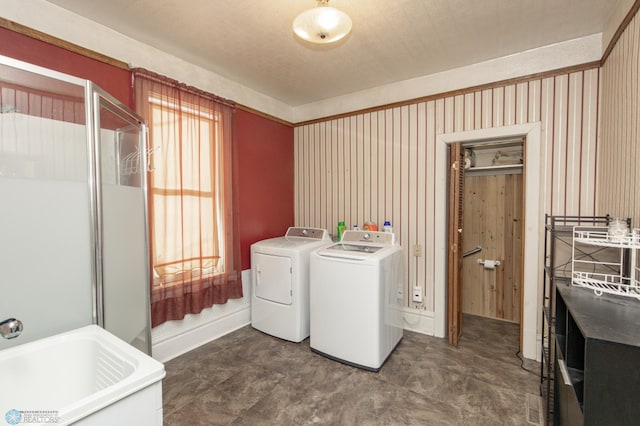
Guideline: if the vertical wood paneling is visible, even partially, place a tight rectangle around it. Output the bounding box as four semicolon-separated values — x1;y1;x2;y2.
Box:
356;115;365;226
464;93;474;131
493;87;504;127
528;80;540;123
406;104;417;303
400;106;411;302
349;116;357;226
462;173;523;323
540;77;554;216
553;74;568;216
377;111;386;226
376;111;387;226
600;8;640;226
363;113;371;223
444;97;454;133
566;72;582;215
295;66;600;312
516;83;528;124
392;107;402;246
315;123;322;224
453;94;464;132
504;85;516;126
580;69;599;215
425;100;437;310
330;121;338;231
474;91;482;130
369;113;378;225
416;102;427;307
481;89;492;128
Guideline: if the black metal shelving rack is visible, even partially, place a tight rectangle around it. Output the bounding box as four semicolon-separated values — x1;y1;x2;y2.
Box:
540;214;612;425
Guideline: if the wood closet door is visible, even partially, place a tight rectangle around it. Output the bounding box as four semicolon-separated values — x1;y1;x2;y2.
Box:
447;143;464;346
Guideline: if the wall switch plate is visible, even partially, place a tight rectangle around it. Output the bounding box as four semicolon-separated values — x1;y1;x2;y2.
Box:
412;286;423;303
413;244;422;257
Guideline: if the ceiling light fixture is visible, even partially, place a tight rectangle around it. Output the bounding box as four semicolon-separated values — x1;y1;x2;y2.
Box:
293;0;352;44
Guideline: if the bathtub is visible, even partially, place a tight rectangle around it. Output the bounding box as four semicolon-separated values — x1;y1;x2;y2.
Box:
0;325;165;425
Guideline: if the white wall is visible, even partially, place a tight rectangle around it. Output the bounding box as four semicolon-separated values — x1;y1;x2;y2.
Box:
151;269;251;362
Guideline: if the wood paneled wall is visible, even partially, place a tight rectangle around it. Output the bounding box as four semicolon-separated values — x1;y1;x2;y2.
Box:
462;173;523;323
599;9;640;226
294;67;600;311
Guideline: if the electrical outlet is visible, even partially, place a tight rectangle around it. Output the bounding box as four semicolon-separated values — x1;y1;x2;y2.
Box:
413;244;422;257
412;286;423;303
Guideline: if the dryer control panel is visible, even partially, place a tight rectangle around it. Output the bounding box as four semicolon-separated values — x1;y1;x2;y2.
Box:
285;227;330;240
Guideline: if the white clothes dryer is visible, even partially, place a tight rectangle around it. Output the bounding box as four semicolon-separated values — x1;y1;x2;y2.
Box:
251;227;331;342
310;230;404;371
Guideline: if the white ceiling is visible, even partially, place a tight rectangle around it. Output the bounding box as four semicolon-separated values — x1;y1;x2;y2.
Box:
44;0;619;107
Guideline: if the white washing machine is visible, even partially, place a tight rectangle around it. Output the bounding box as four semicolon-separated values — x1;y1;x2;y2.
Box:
309;230;404;371
251;227;331;342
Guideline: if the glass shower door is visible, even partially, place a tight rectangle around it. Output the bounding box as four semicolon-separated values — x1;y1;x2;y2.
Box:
0;60;93;350
95;90;151;354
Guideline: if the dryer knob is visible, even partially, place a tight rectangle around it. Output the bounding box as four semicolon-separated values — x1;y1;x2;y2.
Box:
363;233;371;240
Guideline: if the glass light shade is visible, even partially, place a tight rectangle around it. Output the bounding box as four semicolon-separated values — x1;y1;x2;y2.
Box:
293;5;352;44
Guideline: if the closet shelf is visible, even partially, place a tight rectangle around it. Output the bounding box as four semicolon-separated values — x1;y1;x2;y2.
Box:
467;163;522;172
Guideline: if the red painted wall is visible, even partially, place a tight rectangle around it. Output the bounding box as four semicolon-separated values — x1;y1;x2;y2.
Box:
0;27;132;108
1;29;295;271
236;109;295;270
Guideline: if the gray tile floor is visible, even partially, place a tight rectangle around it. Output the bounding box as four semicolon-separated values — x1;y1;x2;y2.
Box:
162;314;541;425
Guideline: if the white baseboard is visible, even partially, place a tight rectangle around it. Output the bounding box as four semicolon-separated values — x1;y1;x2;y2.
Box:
402;306;435;336
151;272;441;361
151;270;251;363
151;267;541;363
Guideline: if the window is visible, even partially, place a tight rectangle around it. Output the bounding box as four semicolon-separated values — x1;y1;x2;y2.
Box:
149;96;224;286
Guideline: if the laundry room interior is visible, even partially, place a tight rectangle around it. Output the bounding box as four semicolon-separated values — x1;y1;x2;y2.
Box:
2;0;640;424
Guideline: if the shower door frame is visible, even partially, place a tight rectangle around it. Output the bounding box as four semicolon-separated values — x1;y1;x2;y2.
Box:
90;85;152;355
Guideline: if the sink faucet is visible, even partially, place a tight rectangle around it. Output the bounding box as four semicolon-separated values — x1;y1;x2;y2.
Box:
0;318;23;339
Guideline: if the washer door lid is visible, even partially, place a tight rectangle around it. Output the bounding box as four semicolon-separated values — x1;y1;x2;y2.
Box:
254;253;292;305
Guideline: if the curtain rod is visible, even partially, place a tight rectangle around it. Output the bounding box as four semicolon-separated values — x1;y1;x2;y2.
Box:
131;67;236;109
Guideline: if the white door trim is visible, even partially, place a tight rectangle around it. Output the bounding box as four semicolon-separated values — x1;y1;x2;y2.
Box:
434;122;542;360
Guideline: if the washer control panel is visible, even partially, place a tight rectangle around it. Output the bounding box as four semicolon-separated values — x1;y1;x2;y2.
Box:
340;230;396;246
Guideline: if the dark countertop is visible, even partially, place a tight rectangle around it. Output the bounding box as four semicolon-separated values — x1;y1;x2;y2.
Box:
557;283;640;347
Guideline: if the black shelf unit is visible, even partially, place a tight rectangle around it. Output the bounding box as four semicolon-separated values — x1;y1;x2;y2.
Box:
554;284;640;425
540;215;612;425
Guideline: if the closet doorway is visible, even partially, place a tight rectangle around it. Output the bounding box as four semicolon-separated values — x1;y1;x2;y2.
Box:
462;139;524;323
447;138;525;346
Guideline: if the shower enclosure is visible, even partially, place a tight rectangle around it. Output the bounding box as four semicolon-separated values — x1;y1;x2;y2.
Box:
0;55;152;354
